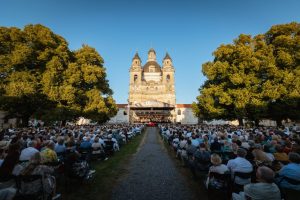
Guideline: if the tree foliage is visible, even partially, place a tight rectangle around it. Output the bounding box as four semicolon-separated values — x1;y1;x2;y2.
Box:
193;22;300;125
0;24;117;126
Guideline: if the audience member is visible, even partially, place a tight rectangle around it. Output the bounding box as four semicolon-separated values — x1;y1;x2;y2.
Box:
232;166;281;200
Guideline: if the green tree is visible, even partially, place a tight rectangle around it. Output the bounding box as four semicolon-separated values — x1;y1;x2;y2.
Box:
0;24;117;126
264;22;300;125
193;22;300;126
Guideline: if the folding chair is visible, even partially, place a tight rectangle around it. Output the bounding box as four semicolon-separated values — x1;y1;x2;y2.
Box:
232;171;253;193
78;147;92;162
207;172;231;200
277;176;300;200
104;141;114;156
14;175;45;200
91;147;105;160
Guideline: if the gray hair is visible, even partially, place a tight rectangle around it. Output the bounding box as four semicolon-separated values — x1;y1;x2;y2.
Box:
257;166;275;183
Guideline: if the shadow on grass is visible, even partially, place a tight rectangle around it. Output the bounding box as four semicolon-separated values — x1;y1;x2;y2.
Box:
60;132;145;200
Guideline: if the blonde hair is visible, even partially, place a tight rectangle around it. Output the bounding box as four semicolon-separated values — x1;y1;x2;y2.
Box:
211;153;222;166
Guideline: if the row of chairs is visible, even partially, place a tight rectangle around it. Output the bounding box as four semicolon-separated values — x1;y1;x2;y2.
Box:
207;171;254;200
163;134;300;200
8;175;46;200
207;170;300;200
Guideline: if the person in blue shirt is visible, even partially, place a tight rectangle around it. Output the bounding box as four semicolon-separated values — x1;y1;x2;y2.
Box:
80;137;92;149
54;137;66;154
277;152;300;191
191;135;200;148
197;134;203;144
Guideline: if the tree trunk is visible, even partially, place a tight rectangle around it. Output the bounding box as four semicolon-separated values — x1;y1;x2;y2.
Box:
20;115;30;127
238;118;244;126
276;119;283;127
254;119;260;127
61;120;66;127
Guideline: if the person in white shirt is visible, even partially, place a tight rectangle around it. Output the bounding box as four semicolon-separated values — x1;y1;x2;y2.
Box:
98;136;105;147
172;135;180;148
19;140;39;162
209;153;229;174
227;148;253;185
186;131;192;138
111;136;119;151
91;137;106;160
206;153;229;188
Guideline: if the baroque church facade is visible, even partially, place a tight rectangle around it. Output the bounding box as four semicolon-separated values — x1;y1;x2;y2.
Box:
108;49;199;124
128;49;176;123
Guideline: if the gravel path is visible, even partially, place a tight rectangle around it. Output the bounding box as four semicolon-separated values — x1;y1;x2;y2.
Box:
112;127;196;200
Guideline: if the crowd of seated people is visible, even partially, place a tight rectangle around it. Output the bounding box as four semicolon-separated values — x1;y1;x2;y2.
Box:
0;123;144;200
160;123;300;200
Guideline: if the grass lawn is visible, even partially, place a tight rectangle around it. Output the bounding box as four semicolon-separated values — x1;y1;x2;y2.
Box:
60;131;145;200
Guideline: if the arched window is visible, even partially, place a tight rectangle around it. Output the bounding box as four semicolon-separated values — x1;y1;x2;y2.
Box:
134;74;138;82
166;74;170;82
177;109;181;115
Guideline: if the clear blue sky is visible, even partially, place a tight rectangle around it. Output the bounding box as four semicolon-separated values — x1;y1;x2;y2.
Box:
1;0;300;103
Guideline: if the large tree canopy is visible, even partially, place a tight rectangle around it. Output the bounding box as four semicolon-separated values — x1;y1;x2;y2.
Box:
0;24;117;125
193;22;300;125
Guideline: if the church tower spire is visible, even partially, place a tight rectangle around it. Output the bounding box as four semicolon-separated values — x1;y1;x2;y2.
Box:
163;52;173;67
132;52;141;66
147;48;156;62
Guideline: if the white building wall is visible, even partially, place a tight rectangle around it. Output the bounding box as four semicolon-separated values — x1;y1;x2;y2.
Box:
175;107;198;124
108;108;129;124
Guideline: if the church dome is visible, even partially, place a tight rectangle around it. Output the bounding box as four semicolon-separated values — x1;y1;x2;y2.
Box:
143;61;161;73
